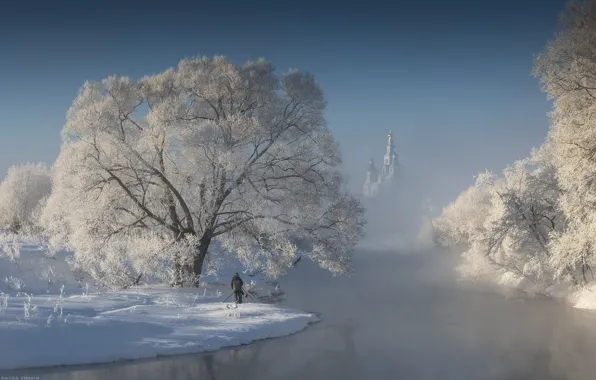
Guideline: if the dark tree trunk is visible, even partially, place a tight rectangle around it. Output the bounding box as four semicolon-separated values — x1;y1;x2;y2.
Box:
184;262;193;283
567;265;578;286
171;229;184;287
173;253;183;287
193;232;212;287
582;263;589;284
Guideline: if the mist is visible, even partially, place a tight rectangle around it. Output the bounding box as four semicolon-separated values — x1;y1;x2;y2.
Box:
351;155;439;254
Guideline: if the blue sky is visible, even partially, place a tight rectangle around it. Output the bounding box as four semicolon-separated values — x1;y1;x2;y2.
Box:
0;0;566;208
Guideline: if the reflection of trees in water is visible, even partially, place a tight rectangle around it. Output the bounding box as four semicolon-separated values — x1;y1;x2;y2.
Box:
198;319;361;379
483;347;563;380
543;308;596;380
208;340;271;378
190;320;361;379
8;335;279;380
9;346;264;380
478;304;596;380
5;356;209;380
281;320;361;379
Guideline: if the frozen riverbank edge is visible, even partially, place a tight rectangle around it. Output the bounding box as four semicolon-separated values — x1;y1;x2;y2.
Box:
0;285;320;370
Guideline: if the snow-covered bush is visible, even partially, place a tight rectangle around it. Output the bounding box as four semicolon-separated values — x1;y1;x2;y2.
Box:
40;267;56;291
0;231;89;298
0;163;52;234
3;276;25;292
52;285;65;318
23;294;37;320
0;233;22;261
1;293;8;312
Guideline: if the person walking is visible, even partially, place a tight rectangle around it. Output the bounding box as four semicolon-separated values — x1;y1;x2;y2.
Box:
231;273;244;304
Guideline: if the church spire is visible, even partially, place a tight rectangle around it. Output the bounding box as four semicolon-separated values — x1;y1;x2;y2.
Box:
384;131;395;167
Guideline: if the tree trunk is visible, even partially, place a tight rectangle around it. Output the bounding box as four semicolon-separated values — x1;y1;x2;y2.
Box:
173;252;183;287
193;233;212;287
170;229;186;287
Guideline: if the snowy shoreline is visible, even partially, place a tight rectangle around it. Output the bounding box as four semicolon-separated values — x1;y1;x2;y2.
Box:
457;264;596;313
0;285;319;370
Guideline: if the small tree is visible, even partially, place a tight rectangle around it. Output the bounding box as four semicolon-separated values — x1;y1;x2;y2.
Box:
44;56;366;287
432;172;494;249
0;163;52;234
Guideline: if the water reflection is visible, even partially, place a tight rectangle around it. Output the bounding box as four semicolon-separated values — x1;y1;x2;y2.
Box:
6;250;596;380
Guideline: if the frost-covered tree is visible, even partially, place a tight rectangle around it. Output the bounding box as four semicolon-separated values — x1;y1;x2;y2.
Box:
0;163;52;233
533;0;596;283
434;1;596;290
433;145;565;284
432;173;493;249
432;171;496;277
43;56;366;287
480;148;564;283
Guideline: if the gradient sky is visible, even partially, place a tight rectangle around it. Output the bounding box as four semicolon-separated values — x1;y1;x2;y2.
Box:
0;0;567;209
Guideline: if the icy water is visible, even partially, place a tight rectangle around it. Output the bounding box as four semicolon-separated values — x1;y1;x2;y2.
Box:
8;249;596;380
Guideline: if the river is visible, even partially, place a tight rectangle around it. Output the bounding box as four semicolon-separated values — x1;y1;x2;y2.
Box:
7;248;596;379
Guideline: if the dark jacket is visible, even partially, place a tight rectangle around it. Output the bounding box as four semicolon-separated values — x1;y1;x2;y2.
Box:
231;275;244;291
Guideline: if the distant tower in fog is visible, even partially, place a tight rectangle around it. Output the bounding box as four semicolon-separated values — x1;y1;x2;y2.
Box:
382;131;398;182
362;132;401;198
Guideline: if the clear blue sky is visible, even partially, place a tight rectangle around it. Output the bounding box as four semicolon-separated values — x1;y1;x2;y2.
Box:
0;0;566;208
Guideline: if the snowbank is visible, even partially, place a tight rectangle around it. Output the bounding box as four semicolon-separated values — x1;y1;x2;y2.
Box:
0;235;318;370
569;284;596;311
0;286;318;370
457;264;591;310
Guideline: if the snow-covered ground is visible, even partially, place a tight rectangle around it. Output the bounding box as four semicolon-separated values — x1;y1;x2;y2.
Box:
0;234;318;370
568;284;596;311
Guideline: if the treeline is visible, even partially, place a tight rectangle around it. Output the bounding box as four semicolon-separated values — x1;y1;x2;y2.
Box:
433;1;596;290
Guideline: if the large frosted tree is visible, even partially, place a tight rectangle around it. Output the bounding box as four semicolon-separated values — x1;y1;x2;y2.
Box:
533;0;596;283
43;56;365;287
